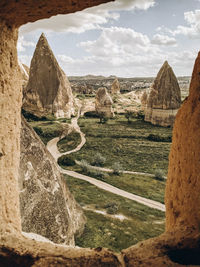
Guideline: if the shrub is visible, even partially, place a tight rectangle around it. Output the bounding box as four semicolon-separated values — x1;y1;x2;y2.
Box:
137;110;145;120
79;159;90;173
58;155;76;166
104;202;119;214
84;111;99;118
154;169;165;181
33;126;43;136
92;152;106;166
112;162;122;175
147;134;172;142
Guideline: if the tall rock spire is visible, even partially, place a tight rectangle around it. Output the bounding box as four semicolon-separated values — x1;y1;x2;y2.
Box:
145;61;181;126
23;33;74;118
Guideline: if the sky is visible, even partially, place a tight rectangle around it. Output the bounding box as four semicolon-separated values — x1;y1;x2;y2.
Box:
18;0;200;78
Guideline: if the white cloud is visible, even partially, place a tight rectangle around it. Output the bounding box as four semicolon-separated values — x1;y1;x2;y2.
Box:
172;10;200;38
151;34;177;46
17;36;35;52
55;26;196;77
19;0;155;34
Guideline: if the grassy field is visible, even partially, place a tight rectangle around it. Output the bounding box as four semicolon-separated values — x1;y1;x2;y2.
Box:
72;115;172;175
65;175;165;252
68;164;165;203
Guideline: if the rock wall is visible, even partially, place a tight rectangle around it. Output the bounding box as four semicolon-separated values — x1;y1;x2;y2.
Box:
19;117;86;245
23;33;75;118
0;21;22;234
165;51;200;233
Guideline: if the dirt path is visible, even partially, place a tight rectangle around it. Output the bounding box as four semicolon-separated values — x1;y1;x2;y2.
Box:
60;168;165;212
47;110;86;161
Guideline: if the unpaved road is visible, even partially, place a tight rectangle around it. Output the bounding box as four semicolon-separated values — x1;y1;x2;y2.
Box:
60;168;165;212
47;114;86;161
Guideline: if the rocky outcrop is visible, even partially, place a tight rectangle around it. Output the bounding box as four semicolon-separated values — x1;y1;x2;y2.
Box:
23;33;75;118
165;51;200;233
95;87;114;118
145;61;181;126
19;117;85;245
111;78;120;94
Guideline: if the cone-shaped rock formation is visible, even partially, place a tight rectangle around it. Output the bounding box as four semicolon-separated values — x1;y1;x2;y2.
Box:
19;117;86;245
95;87;114;118
23;33;74;118
111;78;120;94
145;61;181;126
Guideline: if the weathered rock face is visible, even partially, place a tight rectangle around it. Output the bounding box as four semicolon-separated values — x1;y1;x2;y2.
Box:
165;51;200;234
19;117;86;245
111;78;120;94
95;87;114;118
23;33;74;118
145;61;181;126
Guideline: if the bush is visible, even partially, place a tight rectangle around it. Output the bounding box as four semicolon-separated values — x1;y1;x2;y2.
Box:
104;202;119;214
147;134;172;142
58;155;76;166
84;111;99;118
154;169;165;181
112;162;122;175
79;159;90;173
92;152;106;166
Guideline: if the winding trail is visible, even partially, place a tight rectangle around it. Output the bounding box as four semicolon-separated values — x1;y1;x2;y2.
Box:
47;107;165;212
47;111;86;161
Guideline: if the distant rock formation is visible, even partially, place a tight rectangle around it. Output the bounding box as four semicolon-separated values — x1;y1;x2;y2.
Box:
145;61;181;126
19;117;86;245
111;78;120;94
23;33;74;118
141;90;148;110
95;87;114;118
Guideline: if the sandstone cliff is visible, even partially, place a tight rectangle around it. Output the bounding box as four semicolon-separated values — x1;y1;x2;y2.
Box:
111;78;120;94
145;61;181;126
23;33;75;118
95;87;114;118
19;117;86;245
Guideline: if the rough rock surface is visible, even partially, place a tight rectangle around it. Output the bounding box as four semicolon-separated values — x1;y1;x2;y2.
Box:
145;61;181;126
141;90;148;109
0;0;113;27
111;78;120;94
95;87;114;118
19;117;86;245
165;51;200;234
23;33;74;118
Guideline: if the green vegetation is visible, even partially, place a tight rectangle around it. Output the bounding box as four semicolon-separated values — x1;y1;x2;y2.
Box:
29;120;63;144
58;155;76;167
154;169;165;181
74;115;172;175
65;175;165;252
71;164;165;203
57;131;81;152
